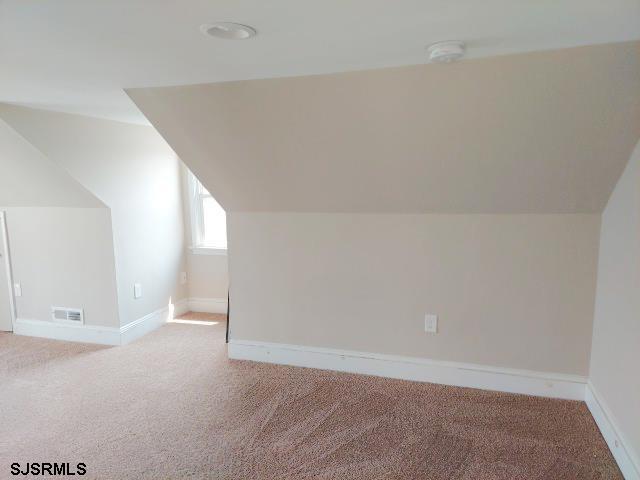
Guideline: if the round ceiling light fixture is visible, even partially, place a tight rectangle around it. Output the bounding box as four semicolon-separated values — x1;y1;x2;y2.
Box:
427;41;466;64
200;22;257;40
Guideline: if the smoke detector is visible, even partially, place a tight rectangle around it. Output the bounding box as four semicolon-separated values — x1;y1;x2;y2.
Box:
200;22;257;40
427;41;466;64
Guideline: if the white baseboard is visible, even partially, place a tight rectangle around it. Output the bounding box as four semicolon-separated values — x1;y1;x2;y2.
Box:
228;340;587;400
120;305;172;345
14;318;121;345
14;304;173;346
13;298;226;346
585;382;640;480
172;298;190;317
180;297;227;314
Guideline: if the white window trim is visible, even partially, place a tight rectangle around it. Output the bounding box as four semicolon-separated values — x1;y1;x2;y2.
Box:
189;246;227;256
187;171;227;255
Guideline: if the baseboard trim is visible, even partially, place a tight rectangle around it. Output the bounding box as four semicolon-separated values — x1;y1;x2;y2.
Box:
585;382;640;480
14;304;173;346
180;297;227;314
12;297;225;345
14;318;121;345
120;305;172;345
228;340;586;400
172;299;190;317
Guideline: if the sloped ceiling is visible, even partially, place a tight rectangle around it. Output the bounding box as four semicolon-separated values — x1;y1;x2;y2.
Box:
0;117;104;208
0;104;176;211
129;42;640;214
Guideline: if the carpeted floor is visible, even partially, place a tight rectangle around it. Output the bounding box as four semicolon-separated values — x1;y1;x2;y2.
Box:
0;312;621;479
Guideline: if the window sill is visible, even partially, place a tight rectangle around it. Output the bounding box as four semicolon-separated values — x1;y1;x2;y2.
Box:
189;246;227;256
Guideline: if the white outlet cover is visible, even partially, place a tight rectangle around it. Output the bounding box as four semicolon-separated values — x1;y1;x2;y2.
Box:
14;283;22;297
425;314;438;333
134;283;142;299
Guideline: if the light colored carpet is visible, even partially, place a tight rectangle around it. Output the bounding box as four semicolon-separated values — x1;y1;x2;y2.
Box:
0;312;621;479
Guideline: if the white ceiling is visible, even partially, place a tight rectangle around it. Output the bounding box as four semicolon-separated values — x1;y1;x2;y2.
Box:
2;0;639;124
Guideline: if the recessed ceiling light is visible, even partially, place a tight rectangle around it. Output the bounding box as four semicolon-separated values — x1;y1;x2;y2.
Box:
200;22;257;40
427;41;466;63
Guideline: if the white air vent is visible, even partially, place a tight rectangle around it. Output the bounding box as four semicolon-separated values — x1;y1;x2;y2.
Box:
51;307;84;324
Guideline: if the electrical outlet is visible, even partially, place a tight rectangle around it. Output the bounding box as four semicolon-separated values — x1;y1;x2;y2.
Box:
424;314;438;333
13;283;22;297
133;283;142;299
180;272;187;285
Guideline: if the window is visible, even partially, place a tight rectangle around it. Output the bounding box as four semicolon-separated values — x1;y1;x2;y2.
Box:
187;170;227;254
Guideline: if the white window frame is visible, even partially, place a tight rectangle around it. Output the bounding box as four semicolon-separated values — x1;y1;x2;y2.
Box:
187;171;227;256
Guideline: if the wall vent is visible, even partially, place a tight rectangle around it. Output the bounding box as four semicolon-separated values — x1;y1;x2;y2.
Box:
51;307;84;324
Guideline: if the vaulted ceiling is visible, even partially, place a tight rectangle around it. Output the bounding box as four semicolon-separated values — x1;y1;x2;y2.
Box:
3;1;639;213
129;42;640;214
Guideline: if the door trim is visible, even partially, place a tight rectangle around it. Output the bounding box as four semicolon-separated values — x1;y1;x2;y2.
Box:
0;211;17;331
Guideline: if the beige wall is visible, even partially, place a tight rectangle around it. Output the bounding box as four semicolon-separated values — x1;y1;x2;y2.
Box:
129;45;633;380
229;213;600;375
0;105;188;326
6;207;120;328
186;254;228;299
589;140;640;463
179;165;229;300
1;118;119;328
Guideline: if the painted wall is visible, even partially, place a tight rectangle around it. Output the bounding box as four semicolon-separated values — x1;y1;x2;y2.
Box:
179;165;229;301
6;208;120;328
589;140;640;467
229;213;600;376
186;254;228;300
0;118;119;328
0;105;188;327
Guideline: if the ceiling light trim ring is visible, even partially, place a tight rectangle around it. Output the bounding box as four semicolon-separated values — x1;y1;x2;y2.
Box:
200;22;257;40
